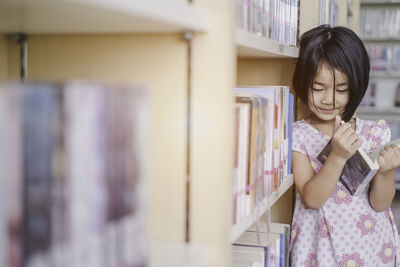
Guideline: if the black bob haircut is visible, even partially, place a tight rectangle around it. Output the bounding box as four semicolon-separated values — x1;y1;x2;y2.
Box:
292;24;370;122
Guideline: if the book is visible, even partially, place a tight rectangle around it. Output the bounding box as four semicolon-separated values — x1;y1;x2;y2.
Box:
0;81;149;267
317;138;400;196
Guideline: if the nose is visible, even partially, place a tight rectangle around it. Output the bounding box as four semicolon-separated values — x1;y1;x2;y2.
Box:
321;90;335;105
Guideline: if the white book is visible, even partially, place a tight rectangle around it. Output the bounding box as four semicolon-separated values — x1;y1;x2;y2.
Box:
317;138;400;195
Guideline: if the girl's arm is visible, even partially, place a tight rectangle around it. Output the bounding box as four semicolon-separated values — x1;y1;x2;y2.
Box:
293;151;346;209
293;120;362;209
369;145;400;212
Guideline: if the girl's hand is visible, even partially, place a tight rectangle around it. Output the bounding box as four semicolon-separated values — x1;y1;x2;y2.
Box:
330;115;362;161
377;144;400;175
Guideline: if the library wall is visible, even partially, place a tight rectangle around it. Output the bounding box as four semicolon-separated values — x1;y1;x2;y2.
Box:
25;34;189;242
191;0;235;266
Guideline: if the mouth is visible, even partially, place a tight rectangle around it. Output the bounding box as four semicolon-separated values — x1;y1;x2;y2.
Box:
318;108;336;114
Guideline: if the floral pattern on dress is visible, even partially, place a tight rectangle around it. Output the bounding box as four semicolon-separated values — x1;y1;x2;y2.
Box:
290;222;301;247
331;184;352;205
356;213;377;236
377;119;388;129
303;252;319;267
385;209;395;226
290;119;399;266
378;241;395;264
338;252;365;267
318;217;334;238
371;135;383;150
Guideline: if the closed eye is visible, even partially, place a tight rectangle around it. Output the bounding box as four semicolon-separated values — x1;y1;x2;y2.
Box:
312;88;323;92
336;89;348;93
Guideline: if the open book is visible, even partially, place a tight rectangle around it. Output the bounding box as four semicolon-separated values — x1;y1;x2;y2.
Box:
317;138;400;196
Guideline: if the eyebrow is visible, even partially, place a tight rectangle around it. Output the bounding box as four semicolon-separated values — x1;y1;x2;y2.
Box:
313;81;348;87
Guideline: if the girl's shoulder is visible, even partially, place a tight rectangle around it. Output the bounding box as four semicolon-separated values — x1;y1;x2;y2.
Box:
293;119;310;132
356;117;390;136
356;117;391;152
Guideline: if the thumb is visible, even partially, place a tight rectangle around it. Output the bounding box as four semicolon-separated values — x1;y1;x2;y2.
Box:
334;115;342;132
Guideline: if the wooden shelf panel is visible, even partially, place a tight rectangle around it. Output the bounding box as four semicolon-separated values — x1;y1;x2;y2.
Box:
236;29;299;58
357;107;400;115
269;174;294;207
362;37;400;42
370;73;400;79
150;241;208;267
230;174;293;243
361;1;400;6
0;0;208;34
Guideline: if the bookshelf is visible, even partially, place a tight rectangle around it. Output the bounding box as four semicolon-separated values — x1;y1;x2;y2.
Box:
230;175;293;243
236;29;299;58
359;0;400;131
0;0;208;33
150;241;208;267
0;0;360;266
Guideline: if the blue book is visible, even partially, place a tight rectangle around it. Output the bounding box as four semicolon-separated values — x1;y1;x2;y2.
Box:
288;93;294;174
23;84;60;259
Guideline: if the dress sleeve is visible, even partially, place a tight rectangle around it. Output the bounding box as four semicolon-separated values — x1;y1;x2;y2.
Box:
292;122;307;154
369;119;391;153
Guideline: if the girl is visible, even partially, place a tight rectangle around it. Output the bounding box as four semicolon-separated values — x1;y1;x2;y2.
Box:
290;24;400;266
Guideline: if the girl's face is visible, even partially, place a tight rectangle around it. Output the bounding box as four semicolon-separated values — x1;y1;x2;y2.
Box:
308;64;350;122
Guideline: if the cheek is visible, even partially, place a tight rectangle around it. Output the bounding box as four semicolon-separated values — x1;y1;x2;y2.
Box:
338;95;350;106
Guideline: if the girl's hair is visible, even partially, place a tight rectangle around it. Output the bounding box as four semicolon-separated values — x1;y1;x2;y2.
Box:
292;24;370;121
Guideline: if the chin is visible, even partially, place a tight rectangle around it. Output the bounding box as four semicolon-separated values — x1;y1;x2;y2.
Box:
316;114;338;121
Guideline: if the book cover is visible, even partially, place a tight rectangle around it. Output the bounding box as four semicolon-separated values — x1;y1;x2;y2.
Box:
317;138;400;195
233;102;251;224
288;93;294;175
235;87;278;202
23;84;59;264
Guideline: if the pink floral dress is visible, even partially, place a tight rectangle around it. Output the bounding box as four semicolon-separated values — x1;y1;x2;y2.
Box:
290;118;400;266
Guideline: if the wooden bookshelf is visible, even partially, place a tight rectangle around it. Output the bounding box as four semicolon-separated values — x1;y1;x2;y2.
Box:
230;174;294;243
150;241;208;267
357;107;400;114
370;73;400;79
360;1;400;6
0;0;208;33
236;29;299;58
269;174;294;207
362;37;400;42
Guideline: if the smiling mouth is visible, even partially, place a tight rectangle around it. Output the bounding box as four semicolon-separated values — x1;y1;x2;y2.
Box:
319;108;335;113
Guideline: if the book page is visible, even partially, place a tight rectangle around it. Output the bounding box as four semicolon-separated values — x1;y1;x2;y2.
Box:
317;140;377;195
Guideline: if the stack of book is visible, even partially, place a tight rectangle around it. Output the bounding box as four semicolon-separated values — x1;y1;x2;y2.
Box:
232;86;293;226
235;0;299;46
0;82;149;267
360;7;400;38
232;222;290;267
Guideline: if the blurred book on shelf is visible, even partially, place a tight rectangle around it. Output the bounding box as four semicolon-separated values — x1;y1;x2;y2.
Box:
360;79;400;109
360;5;400;39
0;81;149;267
235;0;299;46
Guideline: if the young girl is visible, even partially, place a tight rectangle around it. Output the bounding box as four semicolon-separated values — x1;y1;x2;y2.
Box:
290;24;400;266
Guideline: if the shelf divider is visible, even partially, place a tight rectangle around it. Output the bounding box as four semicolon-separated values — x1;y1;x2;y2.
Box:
235;29;299;58
0;0;208;34
230;174;294;243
